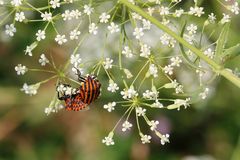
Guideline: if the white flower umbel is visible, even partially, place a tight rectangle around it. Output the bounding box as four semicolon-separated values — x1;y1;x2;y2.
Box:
188;6;204;17
41;12;52;21
70;54;82;67
149;64;158;77
163;65;174;75
107;22;120;34
83;4;94;15
102;132;115;146
230;2;239;15
5;24;16;37
159;6;170;15
152;100;163;108
103;58;113;69
21;83;40;96
99;12;110;23
122;46;133;58
122;121;133;132
220;13;231;24
50;0;60;9
199;87;209;99
140;43;151;58
70;29;81;40
107;80;119;92
11;0;22;7
170;56;182;67
120;86;138;99
36;30;46;41
168;98;191;110
204;48;214;59
103;102;116;112
149;120;159;131
143;90;158;100
15;64;27;75
186;24;197;35
160;134;170;145
15;12;25;22
39;54;49;66
89;23;98;35
140;134;151;144
133;27;144;39
136;107;146;116
55;34;67;45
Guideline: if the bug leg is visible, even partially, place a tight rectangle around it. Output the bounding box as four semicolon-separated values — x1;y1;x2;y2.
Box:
74;67;85;82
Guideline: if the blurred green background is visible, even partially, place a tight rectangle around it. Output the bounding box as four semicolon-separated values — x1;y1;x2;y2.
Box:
0;0;240;160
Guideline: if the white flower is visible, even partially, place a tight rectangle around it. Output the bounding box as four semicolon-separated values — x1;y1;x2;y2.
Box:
131;12;142;20
199;88;209;99
70;54;81;67
149;120;159;131
136;107;146;116
186;24;197;35
21;83;40;96
99;12;110;23
159;6;169;15
55;34;67;45
122;121;133;132
163;65;174;75
160;33;176;47
147;7;155;16
64;86;76;95
122;46;133;58
5;24;16;37
70;29;81;40
107;22;120;34
160;134;170;145
220;13;231;24
174;9;184;17
11;0;22;6
39;54;49;66
175;84;184;94
89;23;98;35
57;84;66;92
170;98;191;110
15;12;25;22
152;100;163;108
142;19;151;30
170;56;182;67
141;134;151;144
102;132;114;146
149;64;158;77
50;0;60;9
230;2;239;15
15;64;27;75
124;69;133;79
107;80;119;92
83;4;93;15
36;30;46;41
143;90;158;100
133;27;144;39
71;9;81;19
189;6;204;17
103;102;116;112
103;58;113;69
204;48;214;59
120;86;138;99
208;13;216;23
140;43;151;58
41;12;52;21
25;45;36;56
45;103;64;116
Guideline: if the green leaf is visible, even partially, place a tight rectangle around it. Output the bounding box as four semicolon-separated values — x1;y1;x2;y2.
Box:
221;43;240;63
215;23;230;62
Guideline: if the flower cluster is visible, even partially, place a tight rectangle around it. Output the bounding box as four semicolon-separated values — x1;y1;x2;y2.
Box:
3;0;239;146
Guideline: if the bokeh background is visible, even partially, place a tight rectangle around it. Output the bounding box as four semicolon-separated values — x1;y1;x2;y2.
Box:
0;0;240;160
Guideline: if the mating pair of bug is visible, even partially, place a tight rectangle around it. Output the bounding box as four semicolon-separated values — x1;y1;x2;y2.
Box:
57;70;101;111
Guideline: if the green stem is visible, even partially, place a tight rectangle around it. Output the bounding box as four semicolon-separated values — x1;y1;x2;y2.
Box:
119;0;240;88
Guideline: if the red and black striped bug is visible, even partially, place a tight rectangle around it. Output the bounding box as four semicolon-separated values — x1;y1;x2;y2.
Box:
57;70;101;111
